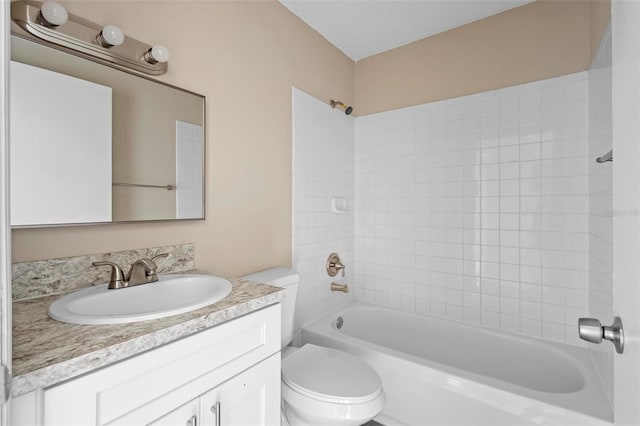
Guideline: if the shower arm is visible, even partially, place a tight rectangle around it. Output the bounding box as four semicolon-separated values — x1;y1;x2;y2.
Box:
329;99;353;115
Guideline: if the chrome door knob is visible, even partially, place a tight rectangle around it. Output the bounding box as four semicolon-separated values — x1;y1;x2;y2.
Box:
578;318;605;344
578;317;624;354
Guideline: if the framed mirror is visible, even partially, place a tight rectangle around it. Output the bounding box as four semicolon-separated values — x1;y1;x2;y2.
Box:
9;34;206;228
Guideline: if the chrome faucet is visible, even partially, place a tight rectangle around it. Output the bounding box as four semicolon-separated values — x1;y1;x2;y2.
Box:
92;253;169;289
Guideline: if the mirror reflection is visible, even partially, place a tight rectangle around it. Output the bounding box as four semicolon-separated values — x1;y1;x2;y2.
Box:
9;35;205;227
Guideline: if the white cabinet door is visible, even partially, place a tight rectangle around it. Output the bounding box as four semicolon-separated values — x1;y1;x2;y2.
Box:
200;353;280;426
148;398;199;426
117;353;280;426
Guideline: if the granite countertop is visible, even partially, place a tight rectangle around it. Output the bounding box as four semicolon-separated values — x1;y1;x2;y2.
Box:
12;277;284;397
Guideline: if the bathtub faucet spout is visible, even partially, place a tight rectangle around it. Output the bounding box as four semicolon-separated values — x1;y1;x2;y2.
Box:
331;282;349;293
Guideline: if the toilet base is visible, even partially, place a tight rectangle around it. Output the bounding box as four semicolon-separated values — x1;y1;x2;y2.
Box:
281;382;385;426
282;400;380;426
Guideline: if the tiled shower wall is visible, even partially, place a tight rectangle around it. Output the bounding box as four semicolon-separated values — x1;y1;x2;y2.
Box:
292;88;355;333
176;121;204;219
354;72;590;346
588;23;613;404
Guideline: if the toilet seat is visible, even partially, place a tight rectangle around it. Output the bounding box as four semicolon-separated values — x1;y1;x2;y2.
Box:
281;344;383;404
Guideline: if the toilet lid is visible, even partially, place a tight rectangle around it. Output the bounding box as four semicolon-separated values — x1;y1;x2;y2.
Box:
281;344;382;404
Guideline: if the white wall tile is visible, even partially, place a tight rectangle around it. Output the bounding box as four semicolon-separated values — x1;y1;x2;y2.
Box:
354;72;589;345
292;88;355;332
520;317;542;338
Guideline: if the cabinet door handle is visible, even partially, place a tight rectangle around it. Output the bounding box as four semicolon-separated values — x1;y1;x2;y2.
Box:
210;402;221;426
187;415;197;426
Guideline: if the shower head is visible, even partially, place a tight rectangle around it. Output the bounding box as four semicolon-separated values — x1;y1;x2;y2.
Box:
330;100;353;115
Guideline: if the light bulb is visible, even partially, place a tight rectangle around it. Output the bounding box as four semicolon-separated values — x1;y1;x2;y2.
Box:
97;25;125;47
144;44;170;64
40;1;68;27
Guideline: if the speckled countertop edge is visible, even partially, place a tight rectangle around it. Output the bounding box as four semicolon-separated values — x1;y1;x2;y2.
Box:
12;278;284;397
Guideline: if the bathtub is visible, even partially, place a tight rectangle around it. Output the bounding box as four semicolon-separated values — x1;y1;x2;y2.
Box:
300;302;612;426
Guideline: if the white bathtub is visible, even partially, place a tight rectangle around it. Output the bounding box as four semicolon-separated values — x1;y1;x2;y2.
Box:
300;302;612;426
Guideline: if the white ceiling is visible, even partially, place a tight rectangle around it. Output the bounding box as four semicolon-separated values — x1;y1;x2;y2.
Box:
279;0;536;62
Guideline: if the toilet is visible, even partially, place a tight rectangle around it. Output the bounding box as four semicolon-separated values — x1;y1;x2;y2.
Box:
242;267;385;426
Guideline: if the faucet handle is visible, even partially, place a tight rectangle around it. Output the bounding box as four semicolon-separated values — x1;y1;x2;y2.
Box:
148;253;169;275
151;253;169;263
92;261;126;289
326;253;346;277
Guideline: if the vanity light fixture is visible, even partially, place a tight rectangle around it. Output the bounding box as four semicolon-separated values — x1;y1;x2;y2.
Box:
38;1;67;27
96;24;125;48
11;0;169;75
144;44;170;64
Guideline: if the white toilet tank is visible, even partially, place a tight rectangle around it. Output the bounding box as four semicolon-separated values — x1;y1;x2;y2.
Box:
242;267;299;348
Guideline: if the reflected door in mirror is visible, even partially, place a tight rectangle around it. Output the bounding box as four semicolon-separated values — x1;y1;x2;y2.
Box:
10;60;112;226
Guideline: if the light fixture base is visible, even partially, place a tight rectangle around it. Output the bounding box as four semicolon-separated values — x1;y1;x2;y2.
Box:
11;0;167;76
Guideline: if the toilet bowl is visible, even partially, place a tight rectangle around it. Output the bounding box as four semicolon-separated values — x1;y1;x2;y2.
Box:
281;344;385;426
242;267;385;426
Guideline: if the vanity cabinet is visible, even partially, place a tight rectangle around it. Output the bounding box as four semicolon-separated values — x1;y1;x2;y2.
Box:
144;355;279;426
11;304;281;426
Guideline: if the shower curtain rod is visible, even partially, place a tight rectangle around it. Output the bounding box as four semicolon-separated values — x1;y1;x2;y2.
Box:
112;182;175;190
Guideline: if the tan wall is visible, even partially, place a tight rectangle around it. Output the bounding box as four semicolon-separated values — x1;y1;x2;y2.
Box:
11;0;354;277
110;78;202;221
355;0;594;116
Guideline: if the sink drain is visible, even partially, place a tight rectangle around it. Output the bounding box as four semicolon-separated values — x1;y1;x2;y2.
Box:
336;316;344;329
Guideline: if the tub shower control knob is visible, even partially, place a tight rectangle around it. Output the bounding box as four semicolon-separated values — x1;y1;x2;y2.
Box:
326;253;346;277
578;317;624;354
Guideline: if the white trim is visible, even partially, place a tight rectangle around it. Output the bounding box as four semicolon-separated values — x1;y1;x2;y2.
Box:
612;0;640;424
0;0;12;421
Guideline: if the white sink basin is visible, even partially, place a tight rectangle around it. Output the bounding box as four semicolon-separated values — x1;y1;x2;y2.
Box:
48;274;233;325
